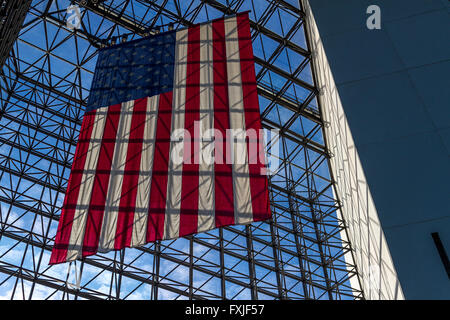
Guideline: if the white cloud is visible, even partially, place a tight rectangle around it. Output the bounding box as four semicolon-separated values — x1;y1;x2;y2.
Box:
0;281;62;300
1;205;25;229
0;245;24;264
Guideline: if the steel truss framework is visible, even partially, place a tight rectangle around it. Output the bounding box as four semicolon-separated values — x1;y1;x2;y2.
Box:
0;0;363;300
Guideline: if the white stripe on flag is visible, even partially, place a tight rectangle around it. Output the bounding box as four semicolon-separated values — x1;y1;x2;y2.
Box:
99;100;135;251
163;29;189;239
130;95;159;247
197;23;216;233
224;16;253;225
66;108;108;261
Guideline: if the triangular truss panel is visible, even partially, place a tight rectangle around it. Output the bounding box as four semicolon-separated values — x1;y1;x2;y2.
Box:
0;0;363;300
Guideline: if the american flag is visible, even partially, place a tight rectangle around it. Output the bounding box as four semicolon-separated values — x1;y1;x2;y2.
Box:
50;12;271;265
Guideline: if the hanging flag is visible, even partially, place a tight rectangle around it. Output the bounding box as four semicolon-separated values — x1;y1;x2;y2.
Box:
50;12;271;265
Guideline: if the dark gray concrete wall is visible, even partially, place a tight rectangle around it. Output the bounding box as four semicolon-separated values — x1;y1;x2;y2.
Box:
307;0;450;299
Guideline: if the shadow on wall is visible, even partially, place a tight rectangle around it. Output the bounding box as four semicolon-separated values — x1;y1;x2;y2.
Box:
301;0;404;300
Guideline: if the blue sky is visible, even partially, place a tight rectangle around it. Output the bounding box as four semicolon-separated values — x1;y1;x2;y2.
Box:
0;0;355;300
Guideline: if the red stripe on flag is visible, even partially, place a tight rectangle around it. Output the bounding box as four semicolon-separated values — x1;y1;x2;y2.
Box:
147;92;173;241
50;110;97;265
82;104;122;256
114;98;148;249
179;25;201;237
212;18;235;228
237;13;271;222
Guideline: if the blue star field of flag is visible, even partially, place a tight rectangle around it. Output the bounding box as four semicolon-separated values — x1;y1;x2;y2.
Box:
86;31;177;112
